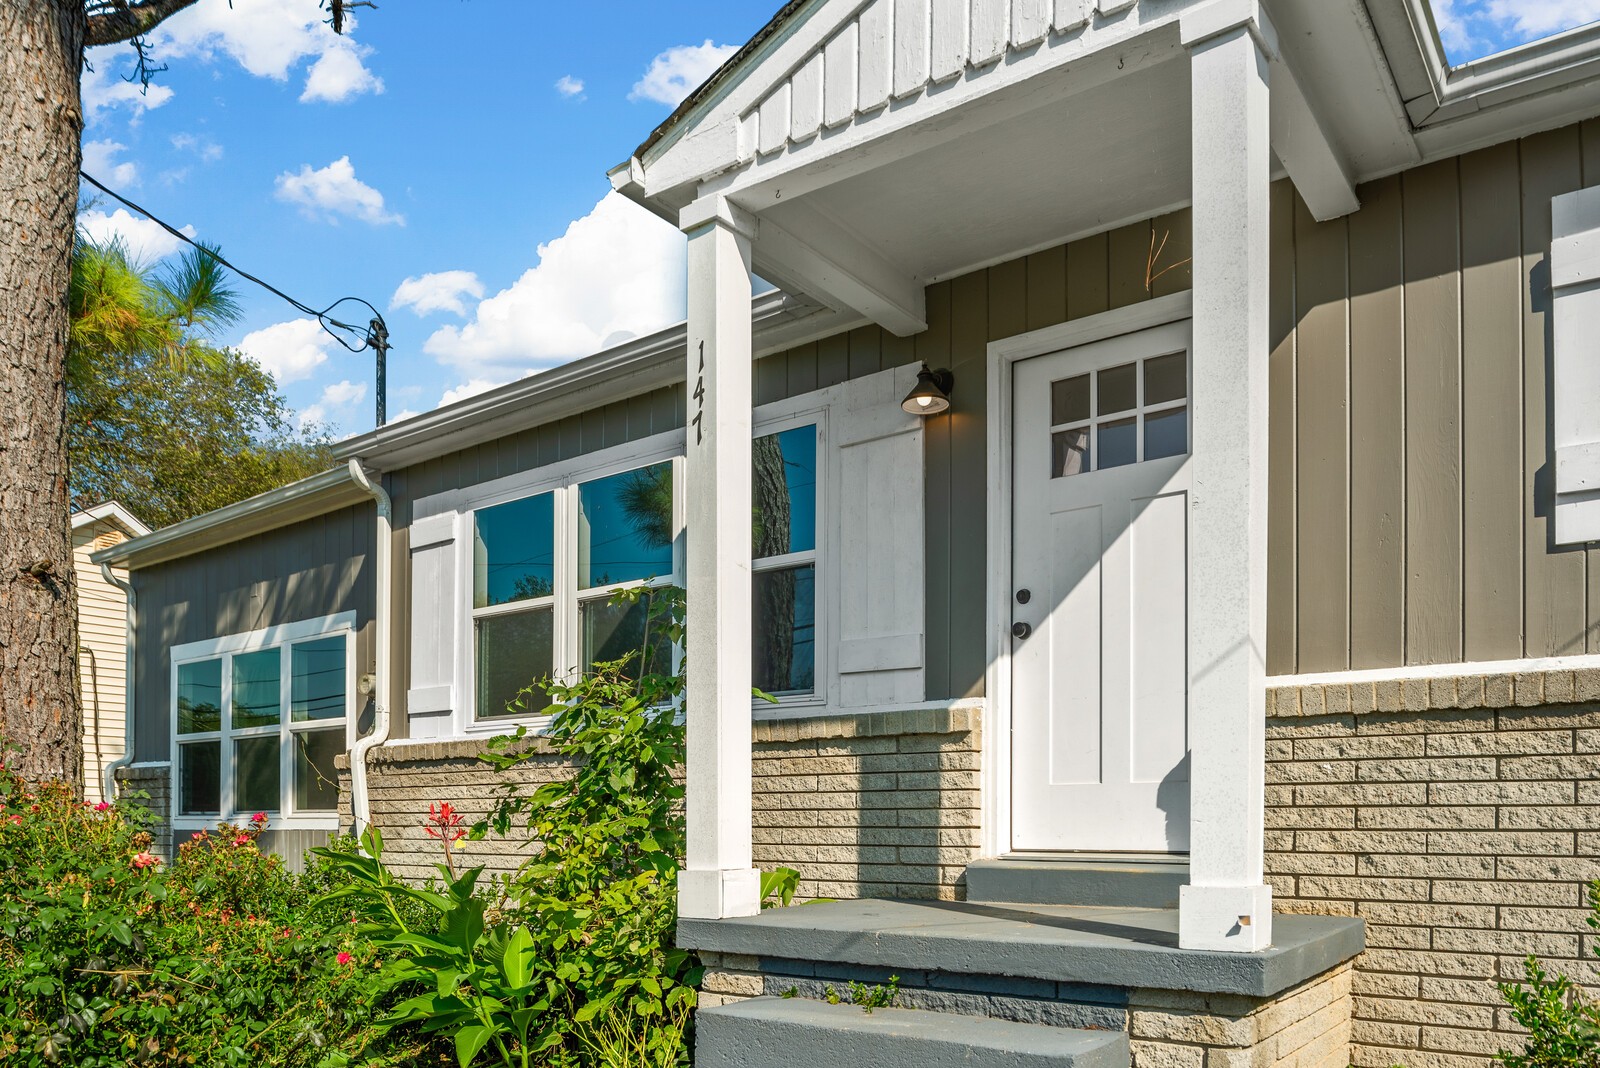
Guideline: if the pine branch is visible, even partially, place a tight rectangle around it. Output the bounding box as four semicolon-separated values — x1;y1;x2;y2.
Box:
84;0;204;48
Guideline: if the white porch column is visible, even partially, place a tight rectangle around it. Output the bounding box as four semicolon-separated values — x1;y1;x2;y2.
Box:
1179;1;1276;953
678;195;762;920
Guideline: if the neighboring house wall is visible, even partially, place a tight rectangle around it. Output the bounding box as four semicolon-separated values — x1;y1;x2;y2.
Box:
1267;122;1600;675
129;504;378;762
75;520;131;804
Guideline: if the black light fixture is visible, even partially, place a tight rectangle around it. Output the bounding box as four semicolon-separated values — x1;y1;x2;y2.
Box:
901;364;955;416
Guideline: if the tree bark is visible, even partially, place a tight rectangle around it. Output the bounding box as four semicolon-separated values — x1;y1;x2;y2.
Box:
0;0;86;788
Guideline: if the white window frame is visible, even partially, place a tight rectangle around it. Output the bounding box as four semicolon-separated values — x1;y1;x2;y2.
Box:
169;611;356;833
417;400;834;735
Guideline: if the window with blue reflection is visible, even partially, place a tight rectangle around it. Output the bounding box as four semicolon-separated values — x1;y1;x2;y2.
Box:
578;463;673;589
753;425;817;557
474;493;555;607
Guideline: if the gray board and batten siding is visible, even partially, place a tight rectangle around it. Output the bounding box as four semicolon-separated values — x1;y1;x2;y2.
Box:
129;504;378;763
128;117;1600;744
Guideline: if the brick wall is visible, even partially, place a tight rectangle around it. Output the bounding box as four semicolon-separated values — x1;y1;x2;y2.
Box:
114;763;171;859
339;704;983;898
1266;699;1600;1068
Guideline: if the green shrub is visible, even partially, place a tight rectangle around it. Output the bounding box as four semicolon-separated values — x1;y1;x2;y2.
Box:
1499;882;1600;1068
0;763;435;1067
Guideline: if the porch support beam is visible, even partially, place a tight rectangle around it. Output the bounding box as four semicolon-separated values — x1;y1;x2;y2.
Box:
1269;54;1361;222
678;194;762;921
1179;3;1275;953
751;202;928;337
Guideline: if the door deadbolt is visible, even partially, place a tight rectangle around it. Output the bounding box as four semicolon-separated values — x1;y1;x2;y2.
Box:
1015;589;1031;604
1012;621;1032;640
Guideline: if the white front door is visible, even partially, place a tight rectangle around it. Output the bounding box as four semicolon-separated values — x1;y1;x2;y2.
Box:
1010;320;1192;853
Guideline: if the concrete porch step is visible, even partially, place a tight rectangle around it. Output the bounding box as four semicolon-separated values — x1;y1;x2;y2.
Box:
697;996;1130;1068
967;855;1189;909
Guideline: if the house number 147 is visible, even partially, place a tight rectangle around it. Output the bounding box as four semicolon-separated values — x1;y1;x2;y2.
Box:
692;340;706;444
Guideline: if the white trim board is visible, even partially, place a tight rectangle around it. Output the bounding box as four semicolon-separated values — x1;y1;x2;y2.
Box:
1272;653;1600;689
169;612;359;663
980;291;1194;861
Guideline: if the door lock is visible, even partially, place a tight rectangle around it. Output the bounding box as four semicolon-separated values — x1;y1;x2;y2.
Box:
1012;621;1032;640
1015;589;1031;604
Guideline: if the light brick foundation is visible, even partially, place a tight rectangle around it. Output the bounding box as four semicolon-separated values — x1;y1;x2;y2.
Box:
337;704;982;897
114;763;172;859
1267;700;1600;1068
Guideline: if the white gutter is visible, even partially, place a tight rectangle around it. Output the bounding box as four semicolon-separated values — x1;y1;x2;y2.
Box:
99;561;136;802
345;460;391;838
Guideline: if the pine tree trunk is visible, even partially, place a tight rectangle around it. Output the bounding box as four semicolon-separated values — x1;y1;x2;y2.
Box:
0;1;85;789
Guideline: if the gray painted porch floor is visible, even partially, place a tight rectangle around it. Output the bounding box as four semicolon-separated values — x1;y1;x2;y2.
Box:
678;899;1364;999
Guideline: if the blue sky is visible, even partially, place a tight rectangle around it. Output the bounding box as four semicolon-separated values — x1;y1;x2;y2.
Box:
1432;1;1600;64
81;0;772;436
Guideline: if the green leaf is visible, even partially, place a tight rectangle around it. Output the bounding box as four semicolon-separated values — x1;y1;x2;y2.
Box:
454;1024;494;1068
500;925;534;989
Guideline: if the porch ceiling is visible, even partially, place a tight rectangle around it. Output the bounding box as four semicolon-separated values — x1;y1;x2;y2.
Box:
781;56;1192;285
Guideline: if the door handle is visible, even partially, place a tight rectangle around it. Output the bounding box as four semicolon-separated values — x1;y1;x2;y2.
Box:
1012;621;1032;640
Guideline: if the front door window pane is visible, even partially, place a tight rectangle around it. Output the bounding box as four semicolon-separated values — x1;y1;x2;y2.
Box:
179;741;220;815
1144;351;1187;404
753;565;815;696
177;660;222;734
294;729;342;811
476;608;554;719
291;637;346;722
232;649;280;728
474;493;555;607
578;463;673;589
753;427;817;557
1051;374;1090;424
1145;406;1188;461
1097;363;1137;415
1052;429;1090;478
1099;417;1137;469
234;735;279;813
581;593;673;679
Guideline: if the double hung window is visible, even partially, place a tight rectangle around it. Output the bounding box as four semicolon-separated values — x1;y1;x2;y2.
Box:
173;619;351;824
467;422;821;723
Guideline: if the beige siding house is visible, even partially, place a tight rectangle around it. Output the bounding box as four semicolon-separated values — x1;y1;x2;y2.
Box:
71;502;147;804
93;2;1600;1067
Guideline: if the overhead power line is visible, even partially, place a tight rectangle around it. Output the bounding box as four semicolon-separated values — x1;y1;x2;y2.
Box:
79;171;394;427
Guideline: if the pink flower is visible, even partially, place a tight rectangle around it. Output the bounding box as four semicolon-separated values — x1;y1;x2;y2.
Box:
251;811;268;825
232;834;250;847
94;801;111;812
191;832;205;840
6;814;21;825
336;952;352;966
131;852;158;870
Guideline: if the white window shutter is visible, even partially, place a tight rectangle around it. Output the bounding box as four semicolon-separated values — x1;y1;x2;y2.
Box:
830;366;927;706
1551;188;1600;544
407;511;459;737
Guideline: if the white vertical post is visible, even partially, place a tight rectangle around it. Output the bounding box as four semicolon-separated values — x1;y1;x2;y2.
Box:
1179;1;1275;952
678;195;763;920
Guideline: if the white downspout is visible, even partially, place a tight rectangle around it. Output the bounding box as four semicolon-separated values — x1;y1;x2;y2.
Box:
347;460;392;838
100;562;135;802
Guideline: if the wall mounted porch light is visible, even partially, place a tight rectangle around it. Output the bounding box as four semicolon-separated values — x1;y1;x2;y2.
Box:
902;364;955;416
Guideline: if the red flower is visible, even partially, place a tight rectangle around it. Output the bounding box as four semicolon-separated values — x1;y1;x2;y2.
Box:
232;834;250;846
191;832;205;840
131;852;159;870
94;801;112;812
424;801;467;842
336;951;353;966
251;811;268;825
6;814;22;825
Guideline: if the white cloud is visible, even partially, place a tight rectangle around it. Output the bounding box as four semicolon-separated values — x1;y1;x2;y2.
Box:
298;378;368;429
301;37;385;102
237;318;334;383
171;133;224;163
1432;0;1600;60
555;75;586;99
81;59;174;122
78;208;195;262
151;0;383;103
439;379;508;408
392;271;485;317
275;157;403;226
423;192;685;378
630;40;737;107
82;139;138;187
389;408;421;423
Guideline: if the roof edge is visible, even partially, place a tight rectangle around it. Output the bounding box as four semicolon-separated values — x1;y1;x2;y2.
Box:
92;465;366;571
72;501;151;538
